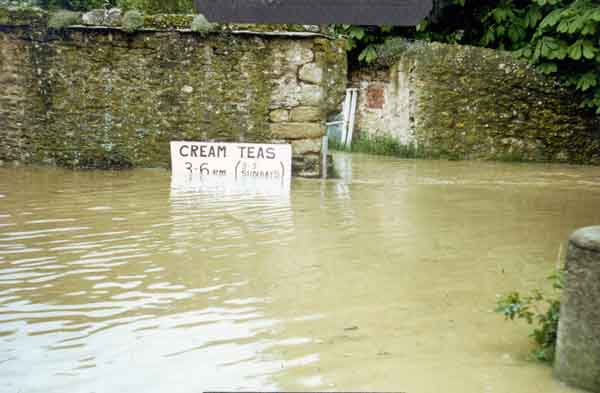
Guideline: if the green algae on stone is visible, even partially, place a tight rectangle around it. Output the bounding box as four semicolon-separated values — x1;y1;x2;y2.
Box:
0;12;346;175
143;14;193;30
401;42;600;164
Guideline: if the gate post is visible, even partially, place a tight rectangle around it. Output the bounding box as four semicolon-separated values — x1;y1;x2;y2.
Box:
555;226;600;391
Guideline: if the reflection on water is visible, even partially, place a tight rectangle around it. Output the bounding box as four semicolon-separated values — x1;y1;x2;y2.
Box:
1;154;599;392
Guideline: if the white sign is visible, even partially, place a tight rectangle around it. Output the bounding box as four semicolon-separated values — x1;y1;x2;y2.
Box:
170;141;292;190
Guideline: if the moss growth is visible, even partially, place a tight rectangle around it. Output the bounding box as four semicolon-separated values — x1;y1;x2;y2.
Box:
122;10;143;32
143;13;193;30
314;37;348;116
218;23;322;34
396;42;600;165
0;6;47;26
374;37;413;67
0;15;345;175
48;9;80;29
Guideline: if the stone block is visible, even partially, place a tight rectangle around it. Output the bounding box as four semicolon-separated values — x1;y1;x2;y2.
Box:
82;9;105;25
290;106;321;122
270;122;325;139
292;138;321;155
298;84;323;106
292;153;320;178
299;62;322;84
269;109;289;123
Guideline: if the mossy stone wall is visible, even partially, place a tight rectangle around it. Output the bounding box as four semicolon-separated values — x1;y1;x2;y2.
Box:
0;7;347;176
351;41;600;164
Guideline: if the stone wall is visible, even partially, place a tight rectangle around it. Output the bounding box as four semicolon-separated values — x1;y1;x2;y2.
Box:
350;41;600;164
0;8;347;176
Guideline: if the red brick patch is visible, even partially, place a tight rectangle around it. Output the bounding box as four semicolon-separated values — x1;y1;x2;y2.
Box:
366;84;385;109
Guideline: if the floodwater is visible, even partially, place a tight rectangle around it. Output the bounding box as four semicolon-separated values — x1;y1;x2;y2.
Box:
1;153;599;393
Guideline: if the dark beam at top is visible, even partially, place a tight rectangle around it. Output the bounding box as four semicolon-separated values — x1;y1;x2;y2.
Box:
196;0;433;26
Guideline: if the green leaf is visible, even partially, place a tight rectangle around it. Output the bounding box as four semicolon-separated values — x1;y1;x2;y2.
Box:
537;62;558;74
568;40;583;60
358;45;378;64
576;72;598;91
539;9;563;28
581;40;597;59
525;6;542;28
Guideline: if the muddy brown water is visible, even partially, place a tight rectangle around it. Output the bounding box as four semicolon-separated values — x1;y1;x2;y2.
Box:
1;153;599;393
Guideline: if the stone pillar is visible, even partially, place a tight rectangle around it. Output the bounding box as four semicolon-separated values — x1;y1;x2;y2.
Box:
555;226;600;392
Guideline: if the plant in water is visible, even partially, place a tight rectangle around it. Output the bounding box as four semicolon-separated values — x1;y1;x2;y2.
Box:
495;268;565;362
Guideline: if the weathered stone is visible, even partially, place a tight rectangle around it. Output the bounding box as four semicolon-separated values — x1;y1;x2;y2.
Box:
0;8;348;177
366;84;385;109
569;226;600;252
285;41;314;65
105;8;122;26
351;40;600;164
290;106;321;122
298;84;323;106
82;9;105;25
299;62;322;84
270;122;325;139
292;153;320;178
82;8;121;26
292;138;321;155
555;226;600;392
271;81;323;108
269;109;289;122
314;38;347;117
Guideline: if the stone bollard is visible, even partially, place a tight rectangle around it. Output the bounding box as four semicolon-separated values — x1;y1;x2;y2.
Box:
555;226;600;392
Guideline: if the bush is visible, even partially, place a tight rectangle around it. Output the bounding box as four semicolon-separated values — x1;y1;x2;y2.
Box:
190;13;212;33
48;9;81;28
495;268;564;362
121;8;142;31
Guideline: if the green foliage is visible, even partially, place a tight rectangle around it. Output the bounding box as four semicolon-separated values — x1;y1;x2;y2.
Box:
121;8;142;32
495;268;565;362
478;0;600;113
48;9;80;28
190;13;212;33
330;133;423;158
334;25;387;65
336;0;600;113
143;14;193;29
